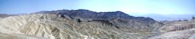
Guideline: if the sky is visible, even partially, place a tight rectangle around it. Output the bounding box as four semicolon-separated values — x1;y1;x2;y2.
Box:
0;0;195;20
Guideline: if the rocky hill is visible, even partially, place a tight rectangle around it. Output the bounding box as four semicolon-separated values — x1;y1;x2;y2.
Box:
38;9;160;31
0;9;194;39
147;18;195;39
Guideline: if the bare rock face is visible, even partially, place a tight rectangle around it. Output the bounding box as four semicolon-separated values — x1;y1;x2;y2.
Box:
0;9;161;39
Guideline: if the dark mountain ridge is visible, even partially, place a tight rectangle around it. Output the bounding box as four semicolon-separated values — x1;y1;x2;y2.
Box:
35;9;159;31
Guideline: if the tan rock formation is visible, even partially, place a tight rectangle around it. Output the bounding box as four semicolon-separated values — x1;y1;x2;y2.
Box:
0;14;154;39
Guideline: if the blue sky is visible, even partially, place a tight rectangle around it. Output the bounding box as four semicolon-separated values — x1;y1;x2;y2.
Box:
0;0;195;20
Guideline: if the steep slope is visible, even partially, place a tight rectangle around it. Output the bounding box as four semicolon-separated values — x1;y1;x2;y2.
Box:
0;9;161;39
0;14;155;39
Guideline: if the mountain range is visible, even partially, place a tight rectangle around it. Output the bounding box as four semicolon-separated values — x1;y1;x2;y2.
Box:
0;9;195;39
